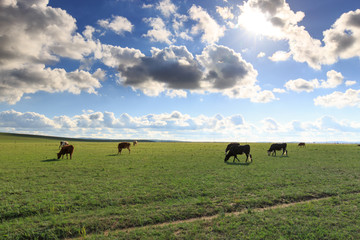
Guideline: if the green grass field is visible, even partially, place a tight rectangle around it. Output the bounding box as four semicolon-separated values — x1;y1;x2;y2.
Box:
1;133;360;239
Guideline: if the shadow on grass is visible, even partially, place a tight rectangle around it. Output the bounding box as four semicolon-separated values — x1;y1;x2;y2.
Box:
41;158;60;162
107;154;119;157
225;161;252;166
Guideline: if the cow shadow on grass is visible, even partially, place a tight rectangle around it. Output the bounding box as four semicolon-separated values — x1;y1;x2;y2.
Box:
107;154;119;157
41;158;60;162
225;161;252;166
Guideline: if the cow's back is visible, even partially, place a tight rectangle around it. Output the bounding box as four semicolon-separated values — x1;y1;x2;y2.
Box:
61;145;74;154
225;142;240;152
118;142;130;149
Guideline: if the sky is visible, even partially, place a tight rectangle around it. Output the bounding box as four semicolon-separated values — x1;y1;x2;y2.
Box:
0;0;360;142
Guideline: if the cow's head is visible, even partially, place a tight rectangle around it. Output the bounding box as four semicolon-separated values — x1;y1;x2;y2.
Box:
267;150;271;156
57;152;61;159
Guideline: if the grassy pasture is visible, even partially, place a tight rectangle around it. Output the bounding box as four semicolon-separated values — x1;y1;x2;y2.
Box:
0;133;360;239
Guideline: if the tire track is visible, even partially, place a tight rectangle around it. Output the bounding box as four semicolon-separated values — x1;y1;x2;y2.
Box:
71;194;347;239
120;195;333;233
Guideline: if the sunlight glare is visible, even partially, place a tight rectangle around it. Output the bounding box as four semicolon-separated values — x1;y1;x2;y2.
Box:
238;6;280;38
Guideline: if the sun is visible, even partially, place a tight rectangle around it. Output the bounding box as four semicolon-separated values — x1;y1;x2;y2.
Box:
237;5;280;38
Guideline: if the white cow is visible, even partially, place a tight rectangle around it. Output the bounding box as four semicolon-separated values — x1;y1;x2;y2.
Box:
59;141;69;149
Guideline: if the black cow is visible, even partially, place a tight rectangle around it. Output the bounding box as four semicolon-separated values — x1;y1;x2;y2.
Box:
225;142;240;154
225;144;252;163
267;143;287;156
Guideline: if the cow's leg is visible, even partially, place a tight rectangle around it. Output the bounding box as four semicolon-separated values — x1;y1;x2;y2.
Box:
245;153;249;162
128;147;131;154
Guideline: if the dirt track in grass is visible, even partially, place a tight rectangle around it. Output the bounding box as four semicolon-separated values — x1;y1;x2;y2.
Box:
72;193;347;239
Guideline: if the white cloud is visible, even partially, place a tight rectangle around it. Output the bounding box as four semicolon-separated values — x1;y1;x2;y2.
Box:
257;52;266;58
96;44;144;69
284;78;319;93
0;0;101;104
143;17;174;44
156;0;177;18
142;3;153;9
189;5;226;44
0;64;103;104
269;51;291;62
216;6;234;20
320;70;343;88
273;88;286;93
3;110;359;142
284;70;344;93
0;110;58;129
345;80;356;86
314;89;360;108
98;16;133;35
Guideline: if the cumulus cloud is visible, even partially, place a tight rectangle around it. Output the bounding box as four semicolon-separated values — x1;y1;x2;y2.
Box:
314;89;360;108
109;44;275;103
237;0;360;69
156;0;177;18
98;16;133;35
284;78;319;93
257;52;266;58
0;0;102;104
0;110;58;129
345;80;356;86
284;70;344;93
216;6;234;20
143;17;174;44
3;110;359;142
269;51;291;61
0;65;103;104
0;109;251;141
189;5;226;44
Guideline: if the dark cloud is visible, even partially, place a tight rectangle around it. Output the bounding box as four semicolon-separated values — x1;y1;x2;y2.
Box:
118;45;202;89
271;17;285;27
252;0;284;15
332;32;355;53
348;12;360;27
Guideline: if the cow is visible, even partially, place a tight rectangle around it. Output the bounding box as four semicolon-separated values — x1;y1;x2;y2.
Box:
225;142;240;154
57;145;74;159
133;141;138;146
224;144;252;163
59;141;69;149
118;142;131;154
298;142;306;147
267;143;287;156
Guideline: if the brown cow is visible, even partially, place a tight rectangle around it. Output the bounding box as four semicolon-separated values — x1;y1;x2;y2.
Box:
118;142;131;154
57;145;74;159
298;142;306;147
133;141;138;146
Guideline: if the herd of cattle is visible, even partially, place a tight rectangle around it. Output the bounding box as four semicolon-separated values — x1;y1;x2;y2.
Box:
224;142;292;163
56;141;138;159
57;140;305;162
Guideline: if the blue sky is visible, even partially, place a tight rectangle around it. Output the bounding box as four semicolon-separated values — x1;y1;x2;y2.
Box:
0;0;360;142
